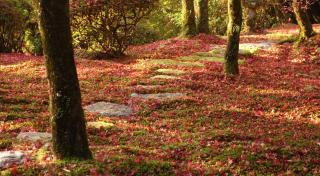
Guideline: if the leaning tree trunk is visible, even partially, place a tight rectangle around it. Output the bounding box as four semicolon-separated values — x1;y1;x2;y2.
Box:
225;0;242;76
181;0;197;37
292;0;315;41
197;0;209;34
39;0;92;159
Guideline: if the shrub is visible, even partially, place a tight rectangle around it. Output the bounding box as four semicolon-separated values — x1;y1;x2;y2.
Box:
0;0;25;52
71;0;157;57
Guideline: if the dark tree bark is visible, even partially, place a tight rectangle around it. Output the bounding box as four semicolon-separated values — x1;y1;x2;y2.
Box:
181;0;197;37
197;0;209;34
224;0;242;76
39;0;92;159
292;0;315;41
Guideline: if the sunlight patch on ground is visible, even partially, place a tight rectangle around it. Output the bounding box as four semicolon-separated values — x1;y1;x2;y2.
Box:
246;87;299;96
0;61;45;79
134;59;204;70
156;69;186;75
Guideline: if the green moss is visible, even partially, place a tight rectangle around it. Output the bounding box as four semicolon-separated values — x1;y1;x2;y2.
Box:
212;147;243;164
112;158;174;176
156;69;186;75
0;139;12;149
147;59;204;67
87;121;114;129
180;55;245;64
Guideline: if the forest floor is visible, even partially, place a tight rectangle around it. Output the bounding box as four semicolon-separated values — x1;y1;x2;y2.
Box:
0;24;320;175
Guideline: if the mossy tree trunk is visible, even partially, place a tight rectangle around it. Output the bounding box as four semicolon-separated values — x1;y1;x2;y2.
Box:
224;0;242;76
39;0;92;159
292;0;315;41
197;0;209;34
181;0;197;37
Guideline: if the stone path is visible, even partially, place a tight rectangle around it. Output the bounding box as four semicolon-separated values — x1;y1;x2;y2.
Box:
0;151;25;169
84;102;133;117
17;132;52;143
135;85;162;90
209;42;274;57
82;42;276;120
156;69;186;75
131;93;186;101
151;75;180;80
87;121;114;129
137;59;204;68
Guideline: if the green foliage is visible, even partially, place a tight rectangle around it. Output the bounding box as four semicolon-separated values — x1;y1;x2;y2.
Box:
0;139;12;149
71;0;156;57
131;0;182;44
0;0;25;52
0;0;42;55
209;0;228;35
23;28;43;56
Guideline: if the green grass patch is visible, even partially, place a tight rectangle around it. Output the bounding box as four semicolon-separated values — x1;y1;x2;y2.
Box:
156;69;186;75
112;158;175;176
179;55;245;64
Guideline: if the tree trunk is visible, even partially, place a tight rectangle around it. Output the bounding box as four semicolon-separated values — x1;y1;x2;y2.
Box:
39;0;92;159
197;0;209;34
292;0;315;41
181;0;197;37
225;0;242;76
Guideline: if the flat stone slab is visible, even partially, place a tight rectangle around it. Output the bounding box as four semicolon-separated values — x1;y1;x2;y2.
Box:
180;55;245;64
156;69;186;75
135;85;161;90
17;132;52;143
209;42;273;56
151;75;180;80
87;121;114;129
239;42;273;55
84;102;133;117
0;151;25;169
131;93;186;101
140;59;204;67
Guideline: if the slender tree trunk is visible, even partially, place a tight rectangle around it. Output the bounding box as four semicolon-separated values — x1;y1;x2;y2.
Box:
181;0;197;37
225;0;242;76
39;0;92;159
292;0;315;41
197;0;209;34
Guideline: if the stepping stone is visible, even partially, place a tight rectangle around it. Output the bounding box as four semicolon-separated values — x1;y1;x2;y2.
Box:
151;75;180;80
239;42;273;55
87;121;114;129
17;132;52;143
156;69;186;75
0;151;25;169
84;102;133;117
180;55;245;64
140;59;204;67
209;42;273;56
131;93;186;101
135;85;161;90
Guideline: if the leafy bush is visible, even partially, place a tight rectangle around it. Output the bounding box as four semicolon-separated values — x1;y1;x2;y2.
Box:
0;0;25;52
71;0;157;57
0;0;42;55
23;26;43;56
